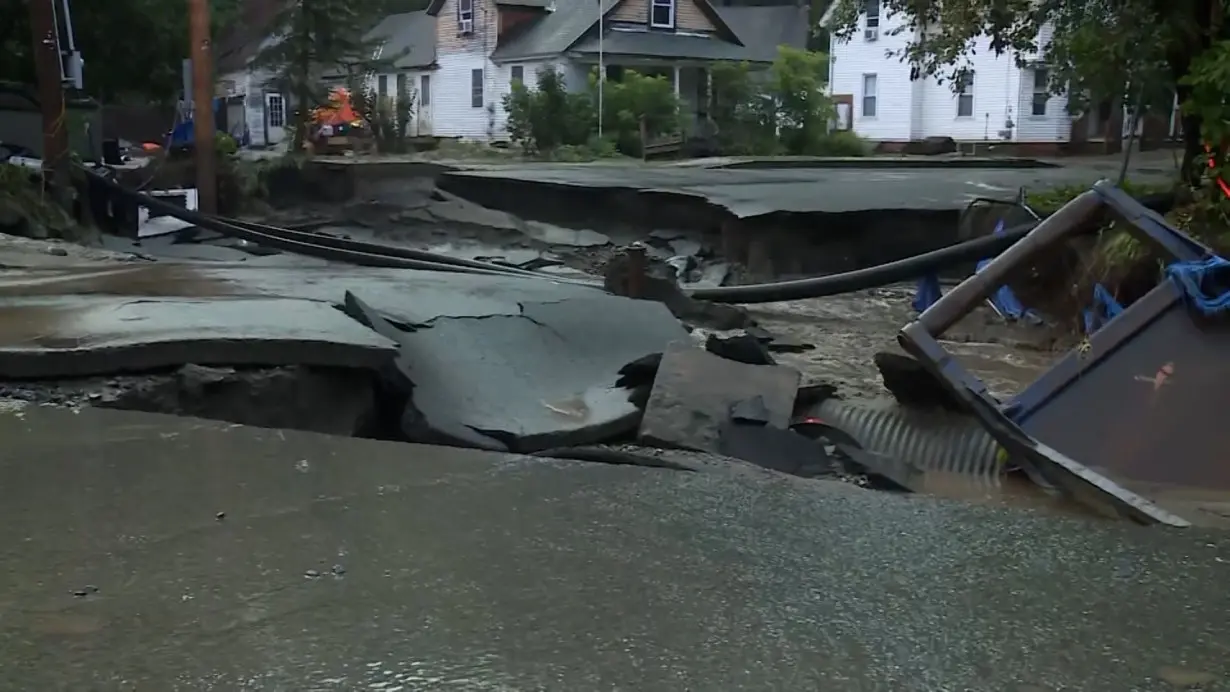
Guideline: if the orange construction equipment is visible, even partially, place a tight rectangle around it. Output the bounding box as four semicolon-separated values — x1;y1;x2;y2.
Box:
313;87;363;128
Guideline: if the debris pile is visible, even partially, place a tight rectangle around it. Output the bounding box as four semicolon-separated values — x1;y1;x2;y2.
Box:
2;174;1226;531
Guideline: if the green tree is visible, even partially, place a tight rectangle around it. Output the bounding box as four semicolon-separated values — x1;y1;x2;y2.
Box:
767;46;833;155
0;0;241;102
824;0;1228;179
249;0;391;150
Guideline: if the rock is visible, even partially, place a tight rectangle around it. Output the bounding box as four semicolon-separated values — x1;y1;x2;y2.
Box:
604;251;751;331
668;238;702;257
874;350;965;412
638;342;801;453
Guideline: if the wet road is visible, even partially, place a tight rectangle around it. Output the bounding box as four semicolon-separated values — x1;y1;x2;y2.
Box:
1;405;1227;690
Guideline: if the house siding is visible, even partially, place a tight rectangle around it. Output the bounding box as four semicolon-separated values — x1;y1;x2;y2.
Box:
435;0;500;138
610;0;715;31
831;10;1072;144
828;10;913;141
370;69;437;136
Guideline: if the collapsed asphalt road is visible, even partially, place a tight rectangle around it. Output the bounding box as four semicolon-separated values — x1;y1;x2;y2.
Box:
1;405;1227;691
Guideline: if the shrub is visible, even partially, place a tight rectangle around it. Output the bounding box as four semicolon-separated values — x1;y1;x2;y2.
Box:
768;46;835;155
710;61;778;155
597;70;681;156
806;130;868;156
503;66;592;154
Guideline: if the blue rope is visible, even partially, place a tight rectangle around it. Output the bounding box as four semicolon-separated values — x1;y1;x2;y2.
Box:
1166;256;1230;315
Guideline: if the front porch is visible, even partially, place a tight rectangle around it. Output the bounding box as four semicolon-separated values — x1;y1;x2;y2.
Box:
569;57;715;134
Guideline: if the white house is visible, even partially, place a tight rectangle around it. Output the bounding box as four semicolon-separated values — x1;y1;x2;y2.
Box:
821;0;1131;154
214;2;291;148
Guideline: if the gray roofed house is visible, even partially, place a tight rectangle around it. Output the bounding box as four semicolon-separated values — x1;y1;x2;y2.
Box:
367;11;438;69
362;0;811;141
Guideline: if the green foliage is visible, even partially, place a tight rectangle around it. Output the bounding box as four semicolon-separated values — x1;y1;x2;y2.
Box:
710;50;866;157
766;46;835;155
0;163;80;240
215;132;239;157
710;61;779;155
0;0;241;103
503;67;595;154
598;70;681;156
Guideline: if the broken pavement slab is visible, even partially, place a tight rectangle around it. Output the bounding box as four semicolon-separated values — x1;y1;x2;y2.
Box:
639;342;801;452
0;295;397;379
344;279;688;453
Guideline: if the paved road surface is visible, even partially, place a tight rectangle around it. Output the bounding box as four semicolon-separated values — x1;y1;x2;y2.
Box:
445;158;1176;216
1;405;1226;690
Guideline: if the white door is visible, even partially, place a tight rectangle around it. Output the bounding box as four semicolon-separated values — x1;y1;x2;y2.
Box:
265;92;286;145
416;74;432;135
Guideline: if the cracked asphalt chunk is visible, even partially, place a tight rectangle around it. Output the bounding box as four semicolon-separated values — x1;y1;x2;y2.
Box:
348;283;687;453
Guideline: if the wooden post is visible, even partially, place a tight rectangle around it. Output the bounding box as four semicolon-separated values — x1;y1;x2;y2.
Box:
27;0;71;208
189;0;218;214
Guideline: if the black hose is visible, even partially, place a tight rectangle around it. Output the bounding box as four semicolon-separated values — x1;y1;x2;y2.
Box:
224;216;599;283
686;224;1033;303
82;164;1174;307
689;191;1175;304
82;166;598;283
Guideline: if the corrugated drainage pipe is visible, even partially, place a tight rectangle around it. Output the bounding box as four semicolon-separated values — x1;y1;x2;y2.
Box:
812;398;1003;491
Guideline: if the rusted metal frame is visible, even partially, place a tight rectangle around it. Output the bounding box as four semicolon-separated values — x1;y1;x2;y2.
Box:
895;181;1210;526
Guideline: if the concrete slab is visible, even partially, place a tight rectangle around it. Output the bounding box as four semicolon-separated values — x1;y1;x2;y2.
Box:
639;342;801;452
0;295;398;378
1;404;1228;690
443;163;1175;216
347;277;688;452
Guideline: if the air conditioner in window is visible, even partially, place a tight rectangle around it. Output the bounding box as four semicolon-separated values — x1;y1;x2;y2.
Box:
459;18;473;35
864;27;879;41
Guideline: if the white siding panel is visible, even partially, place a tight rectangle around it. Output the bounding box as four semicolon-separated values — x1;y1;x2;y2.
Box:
435;52;491;139
830;15;1073;143
828;11;914;141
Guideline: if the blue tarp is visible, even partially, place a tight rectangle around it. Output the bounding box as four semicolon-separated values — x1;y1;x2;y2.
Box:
913;220;1042;324
167;99;224;148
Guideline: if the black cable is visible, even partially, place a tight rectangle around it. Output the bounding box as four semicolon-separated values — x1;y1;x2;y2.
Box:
688;192;1175;304
82;165;599;283
225;217;592;282
82;163;1175;308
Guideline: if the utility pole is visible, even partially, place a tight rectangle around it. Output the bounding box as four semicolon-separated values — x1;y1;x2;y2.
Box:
27;0;71;207
189;0;218;214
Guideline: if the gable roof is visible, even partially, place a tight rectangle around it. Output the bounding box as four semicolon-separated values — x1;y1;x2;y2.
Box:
714;4;809;62
489;0;742;62
216;0;288;74
367;11;437;68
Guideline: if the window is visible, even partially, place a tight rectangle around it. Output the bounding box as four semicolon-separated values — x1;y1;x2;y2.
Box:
956;72;974;117
377;74;388;97
511;65;524;86
457;0;474;33
861;73;877;117
650;0;675;28
1031;68;1049;116
421;74;431;106
864;0;880;28
267;94;285;128
471;68;484;108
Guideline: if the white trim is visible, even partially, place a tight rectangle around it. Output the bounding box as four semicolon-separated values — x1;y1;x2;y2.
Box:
650;0;676;28
861;72;877;118
956;73;975;118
